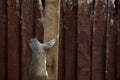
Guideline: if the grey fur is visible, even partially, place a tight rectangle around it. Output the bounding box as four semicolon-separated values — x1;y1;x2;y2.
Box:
29;35;59;80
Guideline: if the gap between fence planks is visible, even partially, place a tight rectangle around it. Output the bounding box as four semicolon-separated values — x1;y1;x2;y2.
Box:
0;0;7;80
58;0;65;80
43;0;60;80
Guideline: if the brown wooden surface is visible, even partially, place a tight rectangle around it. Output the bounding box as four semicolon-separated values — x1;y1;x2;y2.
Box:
0;0;120;80
77;0;93;80
44;0;60;79
34;0;44;42
116;0;120;79
106;0;117;80
0;0;7;80
92;0;107;80
58;0;65;80
7;0;21;80
21;0;34;80
62;0;77;80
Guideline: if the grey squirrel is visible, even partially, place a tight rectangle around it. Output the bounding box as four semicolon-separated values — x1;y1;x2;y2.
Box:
29;35;59;80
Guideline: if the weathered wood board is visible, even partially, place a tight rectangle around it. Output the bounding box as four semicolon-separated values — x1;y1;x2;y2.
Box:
43;0;60;80
0;0;120;80
77;0;93;80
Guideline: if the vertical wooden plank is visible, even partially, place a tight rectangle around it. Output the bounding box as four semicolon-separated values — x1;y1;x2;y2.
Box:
117;17;120;80
77;0;93;80
44;0;60;79
58;0;65;80
116;0;120;80
106;0;117;80
117;29;120;80
92;0;107;80
34;0;44;42
61;0;77;80
7;0;21;80
21;0;34;80
0;0;7;80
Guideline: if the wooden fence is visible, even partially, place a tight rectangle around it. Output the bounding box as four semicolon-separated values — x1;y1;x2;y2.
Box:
0;0;120;80
58;0;120;80
0;0;43;80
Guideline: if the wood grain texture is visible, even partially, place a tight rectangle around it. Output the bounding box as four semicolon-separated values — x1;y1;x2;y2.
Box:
77;0;93;80
0;0;120;80
7;0;21;80
63;0;77;80
92;0;107;80
0;0;7;80
33;0;44;42
116;0;120;80
21;0;34;80
117;19;120;79
43;0;60;80
106;0;117;80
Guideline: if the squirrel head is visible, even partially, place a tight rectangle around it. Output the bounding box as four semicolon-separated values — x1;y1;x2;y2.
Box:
29;38;45;53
